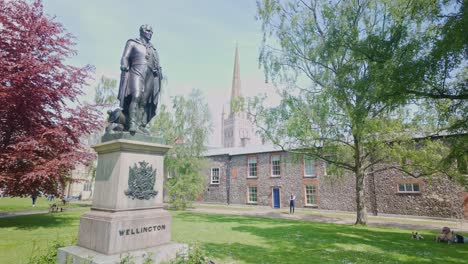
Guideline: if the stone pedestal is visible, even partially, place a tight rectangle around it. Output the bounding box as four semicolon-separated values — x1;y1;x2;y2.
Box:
57;243;188;264
59;139;186;263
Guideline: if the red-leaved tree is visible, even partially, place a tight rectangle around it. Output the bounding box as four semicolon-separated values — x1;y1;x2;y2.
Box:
0;0;102;196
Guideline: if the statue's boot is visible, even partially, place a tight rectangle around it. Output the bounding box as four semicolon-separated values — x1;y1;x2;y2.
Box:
128;104;138;133
138;109;151;135
138;125;151;135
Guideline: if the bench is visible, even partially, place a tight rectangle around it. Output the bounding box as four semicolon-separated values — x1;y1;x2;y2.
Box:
48;203;64;213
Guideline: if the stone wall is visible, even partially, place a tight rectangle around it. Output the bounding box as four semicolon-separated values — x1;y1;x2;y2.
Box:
202;155;229;203
318;165;465;218
318;173;356;212
371;167;464;218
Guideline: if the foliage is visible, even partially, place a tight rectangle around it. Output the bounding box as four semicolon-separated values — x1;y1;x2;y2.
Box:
399;0;467;179
151;89;212;210
27;238;73;264
168;243;207;264
254;0;466;224
0;0;102;196
142;252;155;264
94;75;118;106
118;253;136;264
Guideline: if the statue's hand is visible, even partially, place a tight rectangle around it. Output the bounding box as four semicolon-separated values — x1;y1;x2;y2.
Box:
120;66;129;72
153;67;163;79
152;69;160;78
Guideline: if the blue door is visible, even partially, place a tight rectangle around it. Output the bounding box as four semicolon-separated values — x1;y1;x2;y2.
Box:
273;188;280;208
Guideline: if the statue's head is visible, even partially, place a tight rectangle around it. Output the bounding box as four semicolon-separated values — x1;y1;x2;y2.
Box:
139;24;153;41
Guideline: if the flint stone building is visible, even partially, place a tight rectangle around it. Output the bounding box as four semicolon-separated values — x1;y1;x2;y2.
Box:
201;146;467;219
198;46;468;219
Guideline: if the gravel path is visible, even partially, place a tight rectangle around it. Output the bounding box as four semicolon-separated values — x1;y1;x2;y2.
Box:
2;203;466;233
189;206;468;232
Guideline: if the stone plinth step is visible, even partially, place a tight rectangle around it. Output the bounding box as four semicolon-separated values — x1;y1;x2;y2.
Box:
58;242;188;264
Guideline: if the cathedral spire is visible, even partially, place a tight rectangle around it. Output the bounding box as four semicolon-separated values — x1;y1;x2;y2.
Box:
230;44;241;113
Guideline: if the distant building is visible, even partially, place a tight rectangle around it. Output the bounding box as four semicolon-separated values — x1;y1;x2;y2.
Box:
65;163;94;200
200;46;468;219
221;45;262;148
65;132;101;200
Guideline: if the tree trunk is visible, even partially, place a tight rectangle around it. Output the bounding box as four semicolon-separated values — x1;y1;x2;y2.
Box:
354;135;367;225
369;167;378;216
355;169;367;224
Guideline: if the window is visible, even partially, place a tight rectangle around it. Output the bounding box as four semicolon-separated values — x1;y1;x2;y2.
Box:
324;161;330;176
398;183;420;193
83;182;92;192
248;186;257;203
305;185;317;205
211;168;220;184
304;157;315;177
271;155;281;177
248;157;257;178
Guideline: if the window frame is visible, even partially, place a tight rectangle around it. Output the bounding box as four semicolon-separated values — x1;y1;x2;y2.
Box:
248;186;258;204
210;167;220;185
247;156;258;178
397;182;421;193
83;182;92;192
305;184;317;206
303;156;316;177
271;154;281;177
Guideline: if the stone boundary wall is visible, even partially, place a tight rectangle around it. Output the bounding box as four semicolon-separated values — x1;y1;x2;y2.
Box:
319;166;465;219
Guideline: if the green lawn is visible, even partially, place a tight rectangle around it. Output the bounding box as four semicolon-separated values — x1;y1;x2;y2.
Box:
0;197;90;213
0;208;85;264
0;209;467;264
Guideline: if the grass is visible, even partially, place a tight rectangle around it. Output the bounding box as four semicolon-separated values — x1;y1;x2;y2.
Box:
0;208;87;264
0;197;90;213
1;209;467;264
171;211;468;264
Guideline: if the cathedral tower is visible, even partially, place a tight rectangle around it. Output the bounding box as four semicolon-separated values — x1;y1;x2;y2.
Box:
222;45;261;148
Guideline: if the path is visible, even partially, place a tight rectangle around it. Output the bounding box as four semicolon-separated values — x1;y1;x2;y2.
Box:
189;204;468;232
2;202;467;233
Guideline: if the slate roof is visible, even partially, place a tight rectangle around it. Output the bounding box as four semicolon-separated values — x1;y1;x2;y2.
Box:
204;144;283;157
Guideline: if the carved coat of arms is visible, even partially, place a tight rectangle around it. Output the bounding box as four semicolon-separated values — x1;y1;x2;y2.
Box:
125;161;158;200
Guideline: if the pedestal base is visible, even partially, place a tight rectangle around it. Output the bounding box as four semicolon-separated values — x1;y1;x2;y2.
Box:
58;242;188;264
78;208;171;255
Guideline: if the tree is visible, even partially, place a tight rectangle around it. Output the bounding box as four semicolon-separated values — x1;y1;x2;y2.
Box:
94;75;118;107
397;0;467;175
0;0;101;196
255;0;460;224
151;89;212;210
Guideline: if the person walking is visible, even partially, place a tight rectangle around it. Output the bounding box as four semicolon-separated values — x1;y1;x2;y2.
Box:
289;194;296;214
31;193;37;207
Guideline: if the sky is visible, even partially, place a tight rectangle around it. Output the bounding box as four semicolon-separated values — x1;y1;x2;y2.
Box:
42;0;280;147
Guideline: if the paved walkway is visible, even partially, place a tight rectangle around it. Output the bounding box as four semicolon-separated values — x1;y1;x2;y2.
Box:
0;209;50;218
2;202;467;233
189;204;468;232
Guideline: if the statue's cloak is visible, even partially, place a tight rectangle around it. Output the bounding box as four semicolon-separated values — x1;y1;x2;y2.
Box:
118;38;161;124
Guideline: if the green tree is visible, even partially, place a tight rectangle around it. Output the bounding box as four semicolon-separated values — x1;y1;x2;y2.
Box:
151;89;212;210
94;75;118;106
398;0;467;177
255;0;462;224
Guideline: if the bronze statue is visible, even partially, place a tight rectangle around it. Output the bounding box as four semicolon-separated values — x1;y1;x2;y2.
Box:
115;24;162;134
